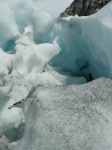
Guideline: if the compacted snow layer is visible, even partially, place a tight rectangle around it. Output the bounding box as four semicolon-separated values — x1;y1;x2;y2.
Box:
13;78;112;150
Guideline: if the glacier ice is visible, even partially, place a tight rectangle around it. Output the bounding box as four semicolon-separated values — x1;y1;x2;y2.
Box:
13;78;112;150
0;1;19;50
32;9;54;43
0;0;112;150
4;0;34;33
0;0;112;80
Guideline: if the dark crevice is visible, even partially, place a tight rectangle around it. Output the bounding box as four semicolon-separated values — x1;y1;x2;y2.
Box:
5;39;16;52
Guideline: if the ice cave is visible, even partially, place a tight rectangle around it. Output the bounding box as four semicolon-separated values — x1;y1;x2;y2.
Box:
1;0;112;150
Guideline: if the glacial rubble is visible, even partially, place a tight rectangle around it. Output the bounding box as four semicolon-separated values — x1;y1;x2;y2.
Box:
60;0;111;17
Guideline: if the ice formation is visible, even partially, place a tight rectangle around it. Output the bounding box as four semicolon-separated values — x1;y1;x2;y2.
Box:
14;78;112;150
0;0;112;149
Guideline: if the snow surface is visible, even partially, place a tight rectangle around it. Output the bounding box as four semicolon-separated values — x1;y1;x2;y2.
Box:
0;0;112;149
14;78;112;150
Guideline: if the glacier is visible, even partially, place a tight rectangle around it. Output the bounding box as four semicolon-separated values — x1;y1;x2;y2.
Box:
0;0;112;150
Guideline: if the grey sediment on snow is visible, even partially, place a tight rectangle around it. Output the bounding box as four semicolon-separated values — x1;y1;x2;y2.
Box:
14;78;112;150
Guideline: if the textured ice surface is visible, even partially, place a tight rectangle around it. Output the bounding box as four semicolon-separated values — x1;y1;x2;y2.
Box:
49;2;112;79
0;0;112;150
0;1;19;50
32;9;54;43
13;78;112;150
0;0;112;78
4;0;34;33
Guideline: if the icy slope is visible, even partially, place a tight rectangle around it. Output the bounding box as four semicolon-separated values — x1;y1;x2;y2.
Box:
14;78;112;150
50;2;112;79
